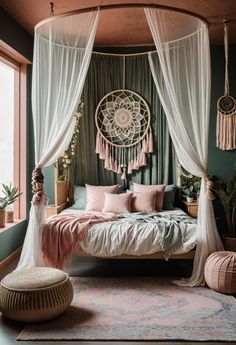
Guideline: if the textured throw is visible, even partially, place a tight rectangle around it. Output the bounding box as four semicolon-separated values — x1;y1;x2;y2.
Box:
18;277;236;341
42;212;117;268
117;212;197;257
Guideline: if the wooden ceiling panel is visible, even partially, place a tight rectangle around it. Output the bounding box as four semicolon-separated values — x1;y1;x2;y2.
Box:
1;0;236;45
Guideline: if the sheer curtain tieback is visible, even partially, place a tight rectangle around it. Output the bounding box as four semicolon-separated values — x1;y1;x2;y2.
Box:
32;166;48;205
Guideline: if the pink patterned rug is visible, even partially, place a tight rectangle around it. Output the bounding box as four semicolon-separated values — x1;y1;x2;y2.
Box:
18;277;236;341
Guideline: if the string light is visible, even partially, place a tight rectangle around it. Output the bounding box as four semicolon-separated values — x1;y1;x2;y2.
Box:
58;99;84;180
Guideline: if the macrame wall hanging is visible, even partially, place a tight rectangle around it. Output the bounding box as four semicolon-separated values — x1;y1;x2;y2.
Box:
216;21;236;150
95;56;153;179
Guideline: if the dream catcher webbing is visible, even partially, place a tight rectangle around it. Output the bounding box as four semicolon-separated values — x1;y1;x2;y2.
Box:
95;89;153;179
216;21;236;150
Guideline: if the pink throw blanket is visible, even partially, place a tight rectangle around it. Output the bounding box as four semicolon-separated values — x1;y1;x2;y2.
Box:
42;212;117;268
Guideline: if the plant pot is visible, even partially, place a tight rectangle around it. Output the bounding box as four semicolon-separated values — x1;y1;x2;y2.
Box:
186;197;194;203
5;210;14;223
0;209;6;228
222;234;236;252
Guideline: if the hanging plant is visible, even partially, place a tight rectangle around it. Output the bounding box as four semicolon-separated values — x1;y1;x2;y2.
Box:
57;99;84;180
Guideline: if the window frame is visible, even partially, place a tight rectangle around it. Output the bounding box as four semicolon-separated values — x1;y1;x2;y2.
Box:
0;53;27;220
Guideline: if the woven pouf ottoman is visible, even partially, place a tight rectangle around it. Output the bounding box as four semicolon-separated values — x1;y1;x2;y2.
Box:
0;267;73;322
204;251;236;294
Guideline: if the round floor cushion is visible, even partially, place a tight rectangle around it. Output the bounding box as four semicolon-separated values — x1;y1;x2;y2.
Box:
204;251;236;294
0;267;73;322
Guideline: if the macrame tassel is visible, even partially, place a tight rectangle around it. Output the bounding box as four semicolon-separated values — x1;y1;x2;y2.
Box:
114;160;118;173
121;165;127;180
142;136;148;153
117;164;122;174
95;118;153;175
96;134;105;160
128;161;133;174
141;151;147;166
95;132;101;154
216;111;236;150
147;129;153;153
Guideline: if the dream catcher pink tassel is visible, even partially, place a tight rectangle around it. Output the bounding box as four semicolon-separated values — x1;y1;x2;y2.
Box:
216;21;236;150
95;89;153;179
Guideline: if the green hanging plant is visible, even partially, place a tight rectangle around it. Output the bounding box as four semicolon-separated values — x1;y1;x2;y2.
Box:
57;99;84;180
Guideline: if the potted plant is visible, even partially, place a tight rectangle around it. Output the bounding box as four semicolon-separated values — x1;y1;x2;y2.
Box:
213;166;236;251
181;175;195;202
0;184;22;227
192;177;201;201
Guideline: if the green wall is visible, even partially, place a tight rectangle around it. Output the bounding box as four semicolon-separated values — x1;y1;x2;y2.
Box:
43;166;55;205
208;45;236;181
0;7;34;261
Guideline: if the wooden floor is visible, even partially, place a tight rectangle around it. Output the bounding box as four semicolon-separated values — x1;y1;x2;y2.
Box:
0;256;233;344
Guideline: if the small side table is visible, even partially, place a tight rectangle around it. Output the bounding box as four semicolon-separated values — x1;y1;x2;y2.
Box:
46;202;68;217
181;200;198;218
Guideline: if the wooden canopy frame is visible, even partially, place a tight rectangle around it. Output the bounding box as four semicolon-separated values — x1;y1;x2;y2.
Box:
36;3;208;30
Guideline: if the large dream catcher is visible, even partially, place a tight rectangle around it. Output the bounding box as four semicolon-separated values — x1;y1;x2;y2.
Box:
95;88;153;179
216;21;236;150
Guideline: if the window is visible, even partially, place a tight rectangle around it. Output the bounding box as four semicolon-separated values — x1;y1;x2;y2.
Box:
0;55;26;220
0;62;14;185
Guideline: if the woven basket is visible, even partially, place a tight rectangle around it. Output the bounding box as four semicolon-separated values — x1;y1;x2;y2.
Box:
0;267;73;322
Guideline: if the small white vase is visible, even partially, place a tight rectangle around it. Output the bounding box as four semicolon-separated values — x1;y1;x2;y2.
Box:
186;197;194;203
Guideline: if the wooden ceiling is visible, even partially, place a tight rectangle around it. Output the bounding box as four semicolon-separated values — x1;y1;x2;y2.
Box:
1;0;236;46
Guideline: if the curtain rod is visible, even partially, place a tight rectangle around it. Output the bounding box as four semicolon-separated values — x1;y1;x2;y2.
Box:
92;50;156;57
36;3;208;30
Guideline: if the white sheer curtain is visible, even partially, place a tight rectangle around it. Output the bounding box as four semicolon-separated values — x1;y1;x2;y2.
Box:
145;8;223;286
17;9;100;270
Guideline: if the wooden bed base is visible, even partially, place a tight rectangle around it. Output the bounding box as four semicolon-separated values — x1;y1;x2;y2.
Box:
76;248;196;260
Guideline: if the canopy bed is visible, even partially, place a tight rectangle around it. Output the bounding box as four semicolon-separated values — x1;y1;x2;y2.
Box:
16;3;223;287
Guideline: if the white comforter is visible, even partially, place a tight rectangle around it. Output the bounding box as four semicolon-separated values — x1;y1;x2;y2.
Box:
62;207;197;258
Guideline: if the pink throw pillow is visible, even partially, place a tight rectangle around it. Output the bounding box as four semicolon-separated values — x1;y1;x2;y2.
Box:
131;190;157;212
102;192;132;213
85;184;118;211
133;182;166;211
